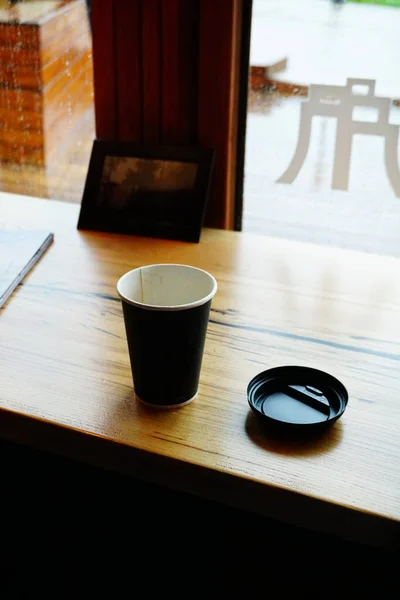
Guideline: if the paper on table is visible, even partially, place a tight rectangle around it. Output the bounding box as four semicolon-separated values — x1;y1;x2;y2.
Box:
0;230;54;308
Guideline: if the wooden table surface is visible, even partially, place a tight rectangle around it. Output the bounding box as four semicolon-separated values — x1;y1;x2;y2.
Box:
1;193;399;548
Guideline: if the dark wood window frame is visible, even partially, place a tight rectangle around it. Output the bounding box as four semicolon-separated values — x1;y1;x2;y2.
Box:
91;0;252;231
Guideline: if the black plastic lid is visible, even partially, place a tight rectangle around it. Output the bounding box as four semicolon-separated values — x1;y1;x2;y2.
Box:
247;366;348;432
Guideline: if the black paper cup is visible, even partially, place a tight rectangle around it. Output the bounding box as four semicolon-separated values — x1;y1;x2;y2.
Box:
117;264;217;409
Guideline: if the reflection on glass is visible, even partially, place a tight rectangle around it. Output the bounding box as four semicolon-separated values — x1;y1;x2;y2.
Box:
98;157;198;222
245;0;400;256
0;0;94;202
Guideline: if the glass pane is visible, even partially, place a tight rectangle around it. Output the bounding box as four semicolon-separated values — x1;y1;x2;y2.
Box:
0;0;94;202
244;0;400;256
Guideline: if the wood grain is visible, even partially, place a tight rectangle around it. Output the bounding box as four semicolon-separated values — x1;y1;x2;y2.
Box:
0;144;43;164
42;52;93;129
0;45;40;66
0;127;43;148
161;0;198;144
40;22;90;68
42;46;91;88
0;105;93;201
40;1;86;48
0;193;399;548
199;0;243;229
0;22;39;48
91;0;116;140
0;64;42;90
0;107;43;131
142;0;161;144
0;88;42;112
43;75;93;164
114;0;142;142
0;0;93;167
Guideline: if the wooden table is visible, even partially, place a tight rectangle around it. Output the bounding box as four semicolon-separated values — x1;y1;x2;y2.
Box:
1;193;399;549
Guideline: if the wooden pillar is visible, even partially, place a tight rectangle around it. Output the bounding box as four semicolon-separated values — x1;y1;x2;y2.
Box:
91;0;245;230
91;0;117;140
198;0;243;229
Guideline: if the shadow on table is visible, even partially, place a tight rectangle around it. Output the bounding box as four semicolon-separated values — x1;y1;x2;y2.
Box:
245;411;343;457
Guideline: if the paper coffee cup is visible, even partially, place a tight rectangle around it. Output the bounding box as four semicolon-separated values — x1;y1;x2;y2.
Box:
117;264;217;408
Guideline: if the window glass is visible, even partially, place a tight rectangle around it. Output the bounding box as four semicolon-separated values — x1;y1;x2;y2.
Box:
245;0;400;256
0;0;94;202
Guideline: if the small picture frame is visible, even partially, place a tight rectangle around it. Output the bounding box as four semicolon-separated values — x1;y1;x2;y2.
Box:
77;139;215;243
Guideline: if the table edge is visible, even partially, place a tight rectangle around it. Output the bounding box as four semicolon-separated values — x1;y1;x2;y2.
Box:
0;406;398;550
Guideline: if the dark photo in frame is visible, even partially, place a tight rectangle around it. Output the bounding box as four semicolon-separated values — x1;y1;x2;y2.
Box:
77;140;215;242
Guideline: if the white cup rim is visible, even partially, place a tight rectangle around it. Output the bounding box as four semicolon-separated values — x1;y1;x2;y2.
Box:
116;263;217;311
